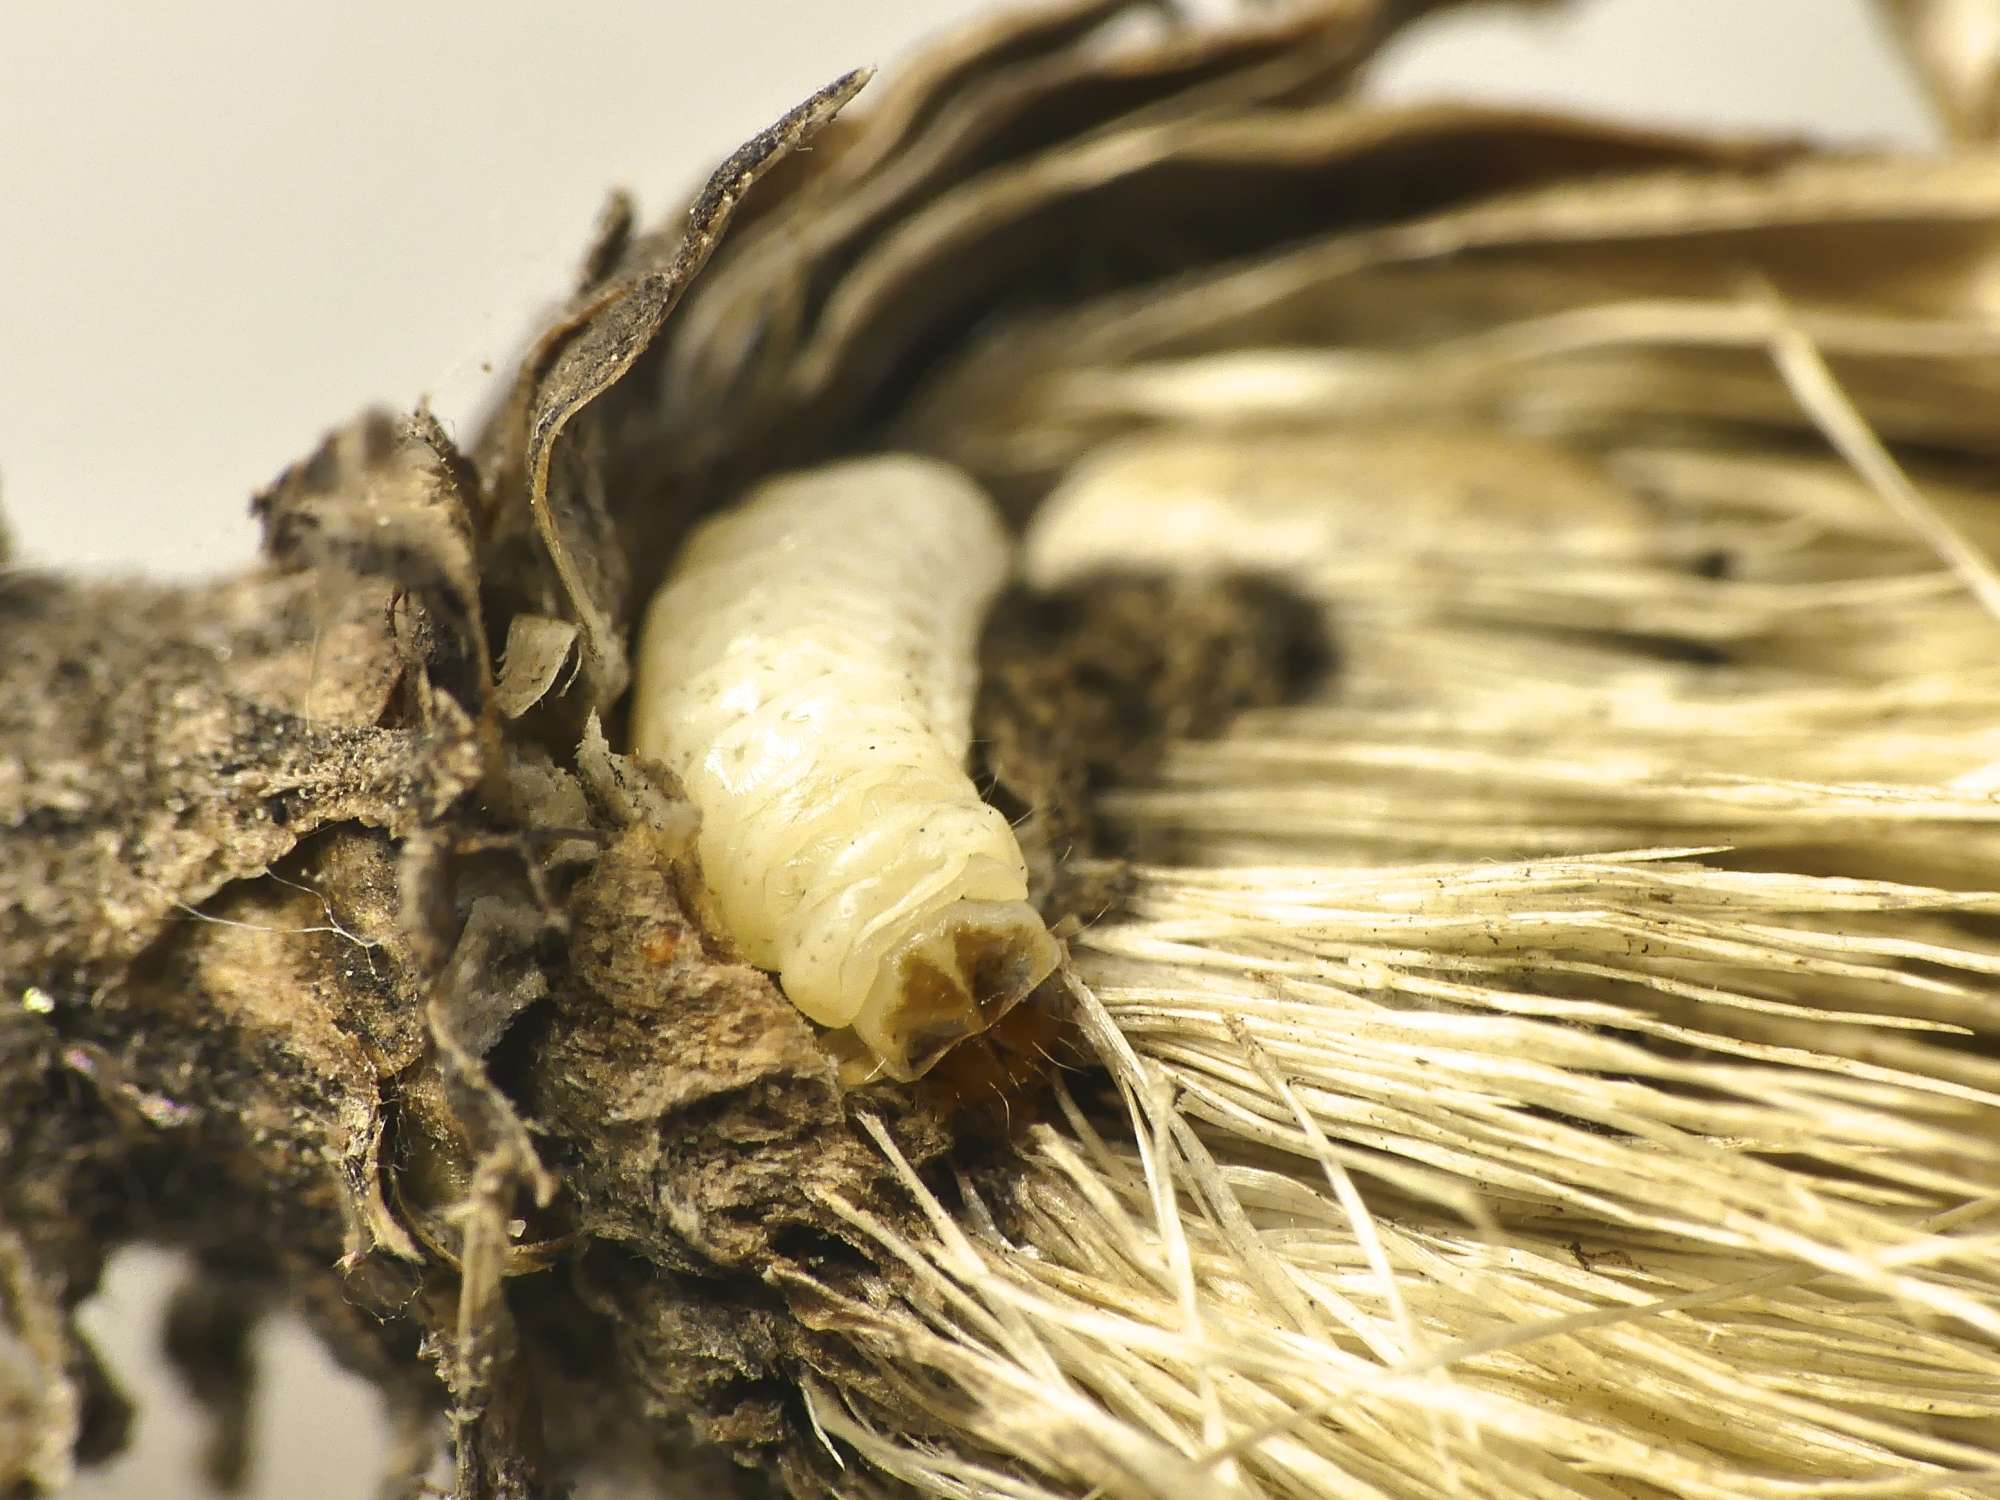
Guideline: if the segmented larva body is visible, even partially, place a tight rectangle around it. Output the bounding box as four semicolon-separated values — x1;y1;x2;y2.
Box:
631;455;1058;1083
1024;428;1647;586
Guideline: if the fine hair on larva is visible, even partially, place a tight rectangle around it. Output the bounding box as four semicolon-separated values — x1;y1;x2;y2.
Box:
630;454;1059;1083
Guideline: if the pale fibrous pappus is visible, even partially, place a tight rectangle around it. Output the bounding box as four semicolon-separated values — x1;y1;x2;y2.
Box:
631;454;1059;1083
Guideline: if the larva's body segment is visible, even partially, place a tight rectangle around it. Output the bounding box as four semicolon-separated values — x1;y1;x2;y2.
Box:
631;455;1058;1082
1025;428;1648;586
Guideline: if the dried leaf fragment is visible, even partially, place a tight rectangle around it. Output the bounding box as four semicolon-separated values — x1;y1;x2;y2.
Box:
489;68;874;708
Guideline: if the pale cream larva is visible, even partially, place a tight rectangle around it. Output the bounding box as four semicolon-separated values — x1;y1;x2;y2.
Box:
630;455;1059;1083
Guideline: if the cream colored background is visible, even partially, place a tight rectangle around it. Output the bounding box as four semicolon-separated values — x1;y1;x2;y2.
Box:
0;1;1932;1496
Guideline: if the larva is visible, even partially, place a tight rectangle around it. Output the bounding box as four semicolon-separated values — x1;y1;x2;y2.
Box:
630;455;1059;1083
1024;427;1647;587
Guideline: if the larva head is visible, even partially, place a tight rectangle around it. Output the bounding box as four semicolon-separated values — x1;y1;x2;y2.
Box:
846;899;1062;1083
912;995;1091;1132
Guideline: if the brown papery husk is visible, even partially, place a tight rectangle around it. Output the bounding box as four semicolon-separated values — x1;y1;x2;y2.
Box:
6;3;2000;1498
